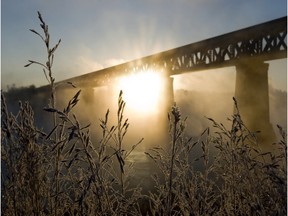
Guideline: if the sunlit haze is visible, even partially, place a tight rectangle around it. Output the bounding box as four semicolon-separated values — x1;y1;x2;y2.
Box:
117;70;164;114
1;0;287;91
1;0;287;146
1;2;287;211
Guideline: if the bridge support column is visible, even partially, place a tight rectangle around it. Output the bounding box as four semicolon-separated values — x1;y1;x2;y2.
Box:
162;76;175;114
235;60;275;146
75;87;96;122
159;76;175;148
81;87;95;105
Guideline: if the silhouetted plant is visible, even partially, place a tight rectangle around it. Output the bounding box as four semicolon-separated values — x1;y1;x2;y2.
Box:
2;11;144;216
145;98;286;215
1;93;49;215
1;11;286;216
24;11;64;215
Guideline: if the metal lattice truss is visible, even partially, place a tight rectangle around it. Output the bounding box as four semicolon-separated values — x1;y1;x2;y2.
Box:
162;17;287;75
60;16;286;88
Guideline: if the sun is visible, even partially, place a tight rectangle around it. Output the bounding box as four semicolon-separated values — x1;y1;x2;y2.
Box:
117;70;164;114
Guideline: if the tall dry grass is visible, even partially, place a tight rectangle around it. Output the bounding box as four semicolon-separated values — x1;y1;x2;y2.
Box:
144;98;286;216
1;12;286;215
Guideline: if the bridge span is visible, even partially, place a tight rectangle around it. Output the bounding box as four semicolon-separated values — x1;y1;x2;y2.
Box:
61;16;286;87
56;16;286;146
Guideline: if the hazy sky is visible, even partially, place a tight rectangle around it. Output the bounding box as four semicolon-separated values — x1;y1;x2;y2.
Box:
1;0;287;91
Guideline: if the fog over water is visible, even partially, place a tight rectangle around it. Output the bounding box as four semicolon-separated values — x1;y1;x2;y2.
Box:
54;71;287;155
4;67;286;149
3;67;287;193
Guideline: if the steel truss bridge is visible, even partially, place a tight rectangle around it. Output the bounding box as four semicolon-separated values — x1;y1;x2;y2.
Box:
61;16;287;88
48;16;287;145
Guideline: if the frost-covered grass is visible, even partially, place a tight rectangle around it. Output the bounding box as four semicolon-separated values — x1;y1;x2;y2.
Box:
1;12;286;216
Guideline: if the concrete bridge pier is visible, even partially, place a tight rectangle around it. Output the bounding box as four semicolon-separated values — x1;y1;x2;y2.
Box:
64;87;96;123
81;87;95;105
235;59;276;146
162;76;175;115
158;76;175;148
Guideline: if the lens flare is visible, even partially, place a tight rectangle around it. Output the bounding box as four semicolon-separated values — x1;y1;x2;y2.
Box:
117;70;164;114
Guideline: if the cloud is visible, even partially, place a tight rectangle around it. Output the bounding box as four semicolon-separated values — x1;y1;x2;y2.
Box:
75;56;127;74
76;56;104;72
104;58;126;67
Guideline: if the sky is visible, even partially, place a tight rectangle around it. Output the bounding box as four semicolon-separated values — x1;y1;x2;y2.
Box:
1;0;287;91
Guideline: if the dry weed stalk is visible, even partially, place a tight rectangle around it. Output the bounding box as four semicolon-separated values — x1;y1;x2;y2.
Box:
1;11;286;216
145;98;286;215
2;11;144;216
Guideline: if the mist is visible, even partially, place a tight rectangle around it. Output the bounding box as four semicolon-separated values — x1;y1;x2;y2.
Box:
173;67;287;138
2;66;287;196
57;68;286;162
4;65;286;150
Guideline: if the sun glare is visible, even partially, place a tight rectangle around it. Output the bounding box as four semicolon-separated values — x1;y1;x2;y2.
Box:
117;70;164;114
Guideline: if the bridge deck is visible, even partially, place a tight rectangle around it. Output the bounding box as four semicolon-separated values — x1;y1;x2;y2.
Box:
60;16;287;88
